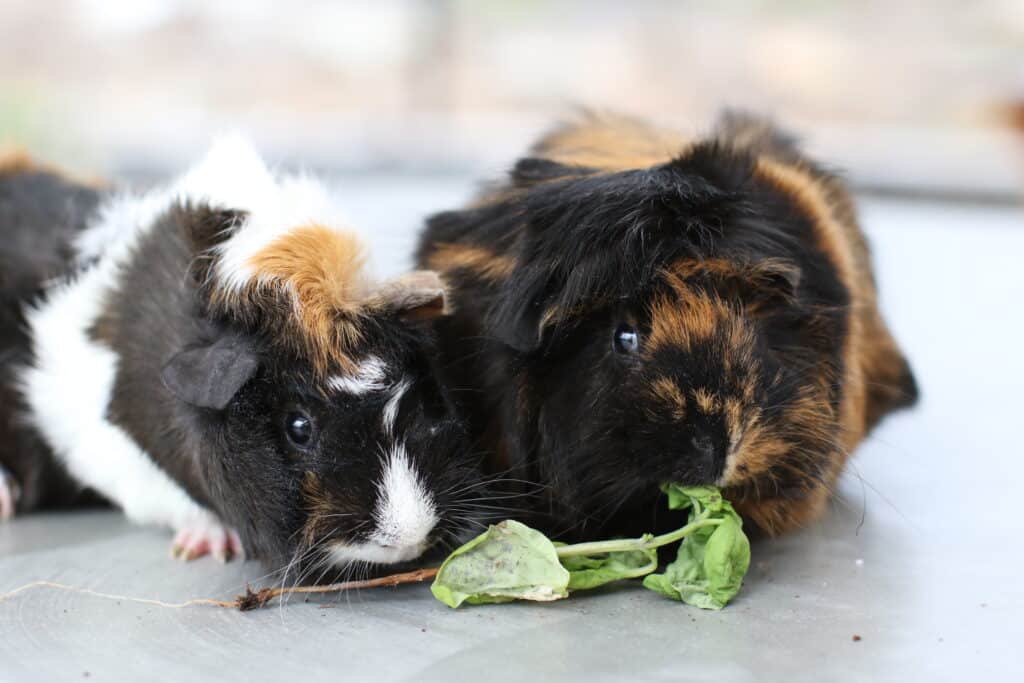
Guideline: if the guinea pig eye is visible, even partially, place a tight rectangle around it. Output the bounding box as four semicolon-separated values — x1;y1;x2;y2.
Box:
284;411;315;448
613;323;640;355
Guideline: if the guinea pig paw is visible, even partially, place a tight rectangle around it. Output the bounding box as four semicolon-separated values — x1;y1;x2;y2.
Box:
170;518;245;563
0;466;20;522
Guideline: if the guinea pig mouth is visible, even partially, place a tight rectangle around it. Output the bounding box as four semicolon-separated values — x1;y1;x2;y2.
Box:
326;538;432;566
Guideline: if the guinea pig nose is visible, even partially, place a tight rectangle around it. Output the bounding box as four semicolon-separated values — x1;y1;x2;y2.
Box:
691;434;716;460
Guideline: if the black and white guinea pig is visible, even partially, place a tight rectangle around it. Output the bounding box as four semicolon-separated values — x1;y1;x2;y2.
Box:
0;139;481;575
417;111;918;540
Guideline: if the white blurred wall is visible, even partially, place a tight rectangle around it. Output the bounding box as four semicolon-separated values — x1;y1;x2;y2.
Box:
0;0;1020;196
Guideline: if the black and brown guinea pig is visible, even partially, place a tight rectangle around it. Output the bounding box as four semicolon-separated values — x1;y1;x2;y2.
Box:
416;111;918;540
0;138;481;576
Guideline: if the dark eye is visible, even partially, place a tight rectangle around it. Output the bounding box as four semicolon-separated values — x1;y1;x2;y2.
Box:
284;411;315;448
613;323;639;354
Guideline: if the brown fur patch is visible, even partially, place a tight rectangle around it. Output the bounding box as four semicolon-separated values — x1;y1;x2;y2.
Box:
533;112;690;171
424;242;516;282
0;146;36;175
667;256;801;311
646;273;736;355
693;388;719;415
245;223;369;374
723;419;791;483
651;377;687;421
732;486;830;536
667;257;755;283
721;377;840;534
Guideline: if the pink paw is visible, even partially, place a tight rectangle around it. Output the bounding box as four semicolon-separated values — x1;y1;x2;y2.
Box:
170;517;244;563
0;465;20;522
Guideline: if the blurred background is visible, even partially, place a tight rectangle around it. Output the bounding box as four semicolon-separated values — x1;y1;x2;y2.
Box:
1;0;1022;203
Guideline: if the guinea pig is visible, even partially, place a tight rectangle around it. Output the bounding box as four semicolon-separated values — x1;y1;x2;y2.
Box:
0;138;481;576
415;111;919;540
0;151;106;521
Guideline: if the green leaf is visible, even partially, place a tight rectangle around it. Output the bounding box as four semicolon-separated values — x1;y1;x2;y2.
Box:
562;546;658;591
663;484;728;514
430;520;570;608
702;516;750;605
643;484;751;609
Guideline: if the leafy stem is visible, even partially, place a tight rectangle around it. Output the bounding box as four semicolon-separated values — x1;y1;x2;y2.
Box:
554;517;723;559
429;485;750;609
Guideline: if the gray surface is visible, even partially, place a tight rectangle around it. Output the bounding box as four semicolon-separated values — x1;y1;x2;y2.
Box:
1;184;1022;682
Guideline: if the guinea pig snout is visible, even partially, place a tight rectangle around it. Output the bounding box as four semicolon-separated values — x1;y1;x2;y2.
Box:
691;433;716;461
322;444;441;566
676;419;729;482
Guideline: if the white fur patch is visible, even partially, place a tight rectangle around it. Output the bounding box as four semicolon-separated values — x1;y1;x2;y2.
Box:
75;133;362;288
372;443;438;545
327;538;430;566
327;356;389;395
382;377;411;434
324;443;437;566
19;134;356;533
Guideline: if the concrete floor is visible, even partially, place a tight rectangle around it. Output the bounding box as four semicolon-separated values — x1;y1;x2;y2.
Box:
1;182;1021;682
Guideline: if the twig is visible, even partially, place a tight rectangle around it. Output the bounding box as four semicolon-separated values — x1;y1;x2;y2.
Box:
0;567;440;612
235;567;439;611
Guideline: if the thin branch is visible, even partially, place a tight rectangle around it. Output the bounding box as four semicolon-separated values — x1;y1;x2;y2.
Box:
235;567;439;611
0;567;441;612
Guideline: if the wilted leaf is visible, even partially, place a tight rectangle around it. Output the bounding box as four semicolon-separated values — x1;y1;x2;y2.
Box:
431;520;570;608
642;485;750;609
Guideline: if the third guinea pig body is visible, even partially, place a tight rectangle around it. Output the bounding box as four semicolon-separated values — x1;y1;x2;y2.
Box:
416;111;918;540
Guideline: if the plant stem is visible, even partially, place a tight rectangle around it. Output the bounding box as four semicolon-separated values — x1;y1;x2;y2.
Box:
236;567;440;611
554;518;723;559
618;555;659;580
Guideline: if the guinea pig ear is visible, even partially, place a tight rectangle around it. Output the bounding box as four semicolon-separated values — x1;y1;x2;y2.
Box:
180;203;248;254
366;271;449;321
486;265;557;353
170;203;248;285
161;334;260;410
746;259;801;306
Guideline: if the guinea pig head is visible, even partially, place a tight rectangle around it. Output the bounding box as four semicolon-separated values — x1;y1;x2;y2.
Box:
162;206;478;574
478;149;849;538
